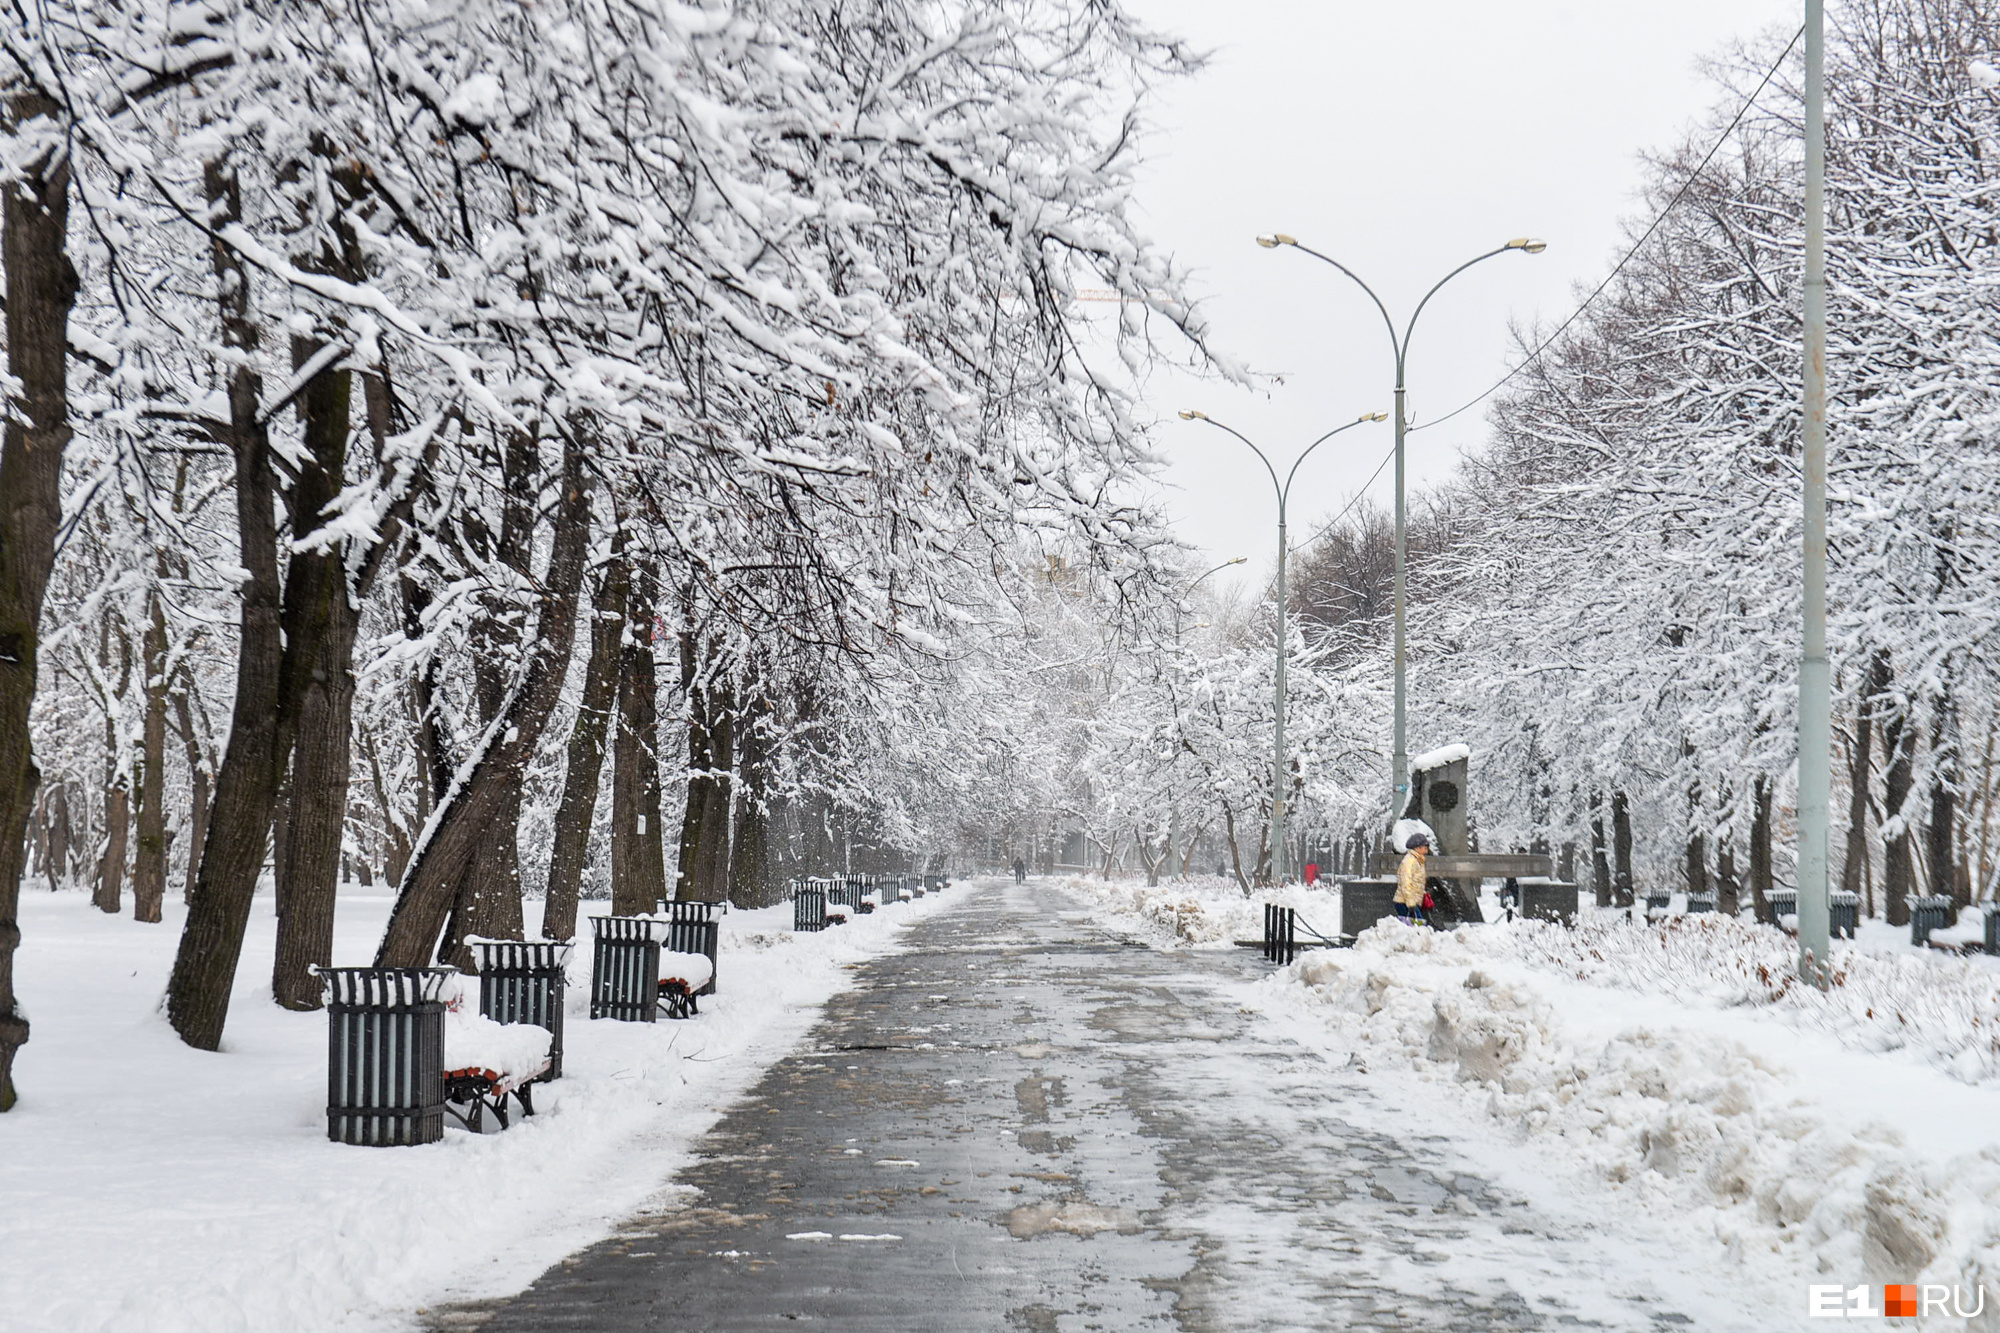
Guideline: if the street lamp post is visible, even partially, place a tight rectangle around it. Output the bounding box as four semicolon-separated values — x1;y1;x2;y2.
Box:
1256;235;1545;832
1178;411;1387;884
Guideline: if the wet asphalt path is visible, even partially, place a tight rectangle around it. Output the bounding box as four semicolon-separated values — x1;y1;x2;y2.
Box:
445;880;1705;1331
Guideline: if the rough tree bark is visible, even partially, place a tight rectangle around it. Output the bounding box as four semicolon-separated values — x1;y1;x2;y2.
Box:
727;685;775;908
1927;695;1960;913
436;429;538;966
0;86;81;1106
1840;650;1889;908
676;634;735;902
1883;697;1915;928
270;340;358;1009
1590;792;1611;907
1611;790;1634;908
375;439;591;967
131;592;171;923
611;560;667;915
93;618;132;914
542;540;627;940
164;163;288;1052
1749;775;1774;924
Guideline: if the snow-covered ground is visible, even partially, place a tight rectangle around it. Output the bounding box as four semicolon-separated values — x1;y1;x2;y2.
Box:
1060;874;2000;1326
2;882;960;1333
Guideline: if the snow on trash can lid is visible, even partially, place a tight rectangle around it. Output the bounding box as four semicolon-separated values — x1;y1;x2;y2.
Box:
658;950;714;991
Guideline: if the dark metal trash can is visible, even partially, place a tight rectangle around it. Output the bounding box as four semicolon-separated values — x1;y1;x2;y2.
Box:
1984;905;2000;954
1340;879;1398;938
1764;889;1798;926
1643;892;1671;914
1685;894;1716;914
1829;891;1859;940
591;916;664;1022
469;940;572;1080
794;880;827;933
1911;895;1952;947
1520;882;1579;925
320;967;453;1146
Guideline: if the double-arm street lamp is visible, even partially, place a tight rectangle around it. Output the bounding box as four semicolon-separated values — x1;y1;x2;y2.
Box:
1177;411;1387;883
1256;234;1546;829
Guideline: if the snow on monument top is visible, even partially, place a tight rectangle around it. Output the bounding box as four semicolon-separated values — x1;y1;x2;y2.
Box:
1411;742;1470;772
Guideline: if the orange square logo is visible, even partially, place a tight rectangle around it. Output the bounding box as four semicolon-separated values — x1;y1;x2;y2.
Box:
1885;1285;1918;1317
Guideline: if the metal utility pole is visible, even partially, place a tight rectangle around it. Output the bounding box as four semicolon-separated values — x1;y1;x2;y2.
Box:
1797;0;1832;985
1179;411;1386;884
1258;235;1544;827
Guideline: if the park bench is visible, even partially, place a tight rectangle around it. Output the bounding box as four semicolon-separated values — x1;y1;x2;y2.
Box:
590;914;716;1021
469;938;571;1079
440;975;554;1132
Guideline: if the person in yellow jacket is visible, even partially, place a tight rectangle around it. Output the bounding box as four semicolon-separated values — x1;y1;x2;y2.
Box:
1394;833;1431;924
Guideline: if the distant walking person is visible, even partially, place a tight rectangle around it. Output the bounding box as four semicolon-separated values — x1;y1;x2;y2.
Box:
1012;857;1027;884
1395;833;1431;925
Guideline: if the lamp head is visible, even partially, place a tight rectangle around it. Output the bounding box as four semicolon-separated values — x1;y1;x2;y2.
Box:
1178;409;1207;421
1255;233;1296;249
1227;556;1247;565
1366;412;1388;422
1505;237;1549;254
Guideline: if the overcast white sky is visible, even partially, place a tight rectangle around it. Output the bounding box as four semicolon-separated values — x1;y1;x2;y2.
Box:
1121;0;1802;592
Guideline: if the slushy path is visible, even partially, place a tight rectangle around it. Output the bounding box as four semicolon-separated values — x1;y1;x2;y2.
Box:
440;880;1741;1331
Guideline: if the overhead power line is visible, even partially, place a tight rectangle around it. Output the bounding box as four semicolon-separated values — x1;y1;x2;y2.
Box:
1409;23;1807;437
1288;23;1807;561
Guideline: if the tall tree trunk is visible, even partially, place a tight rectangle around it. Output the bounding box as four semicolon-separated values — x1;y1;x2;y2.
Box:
1841;651;1888;904
436;429;537;964
611;560;666;915
170;676;210;903
0;85;76;1109
1684;761;1708;900
132;592;171;922
95;778;130;916
270;347;359;1010
1750;775;1774;924
1611;790;1634;908
1883;699;1915;927
542;542;626;940
1716;838;1740;917
165;163;289;1052
46;783;72;892
728;684;775;908
1590;792;1611;907
1928;698;1960;912
375;439;591;968
676;635;735;902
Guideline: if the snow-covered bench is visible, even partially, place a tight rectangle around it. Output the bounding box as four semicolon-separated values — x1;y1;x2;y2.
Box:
657;949;714;1019
441;979;553;1132
590;914;718;1022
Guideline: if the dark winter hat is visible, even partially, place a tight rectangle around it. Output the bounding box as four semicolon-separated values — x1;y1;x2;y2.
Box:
1406;833;1430;850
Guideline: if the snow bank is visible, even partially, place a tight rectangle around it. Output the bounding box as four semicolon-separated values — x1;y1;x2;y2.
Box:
1275;921;2000;1310
2;881;965;1333
1055;874;1332;947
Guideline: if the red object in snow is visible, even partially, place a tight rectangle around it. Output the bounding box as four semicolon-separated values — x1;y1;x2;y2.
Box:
1303;862;1319;886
